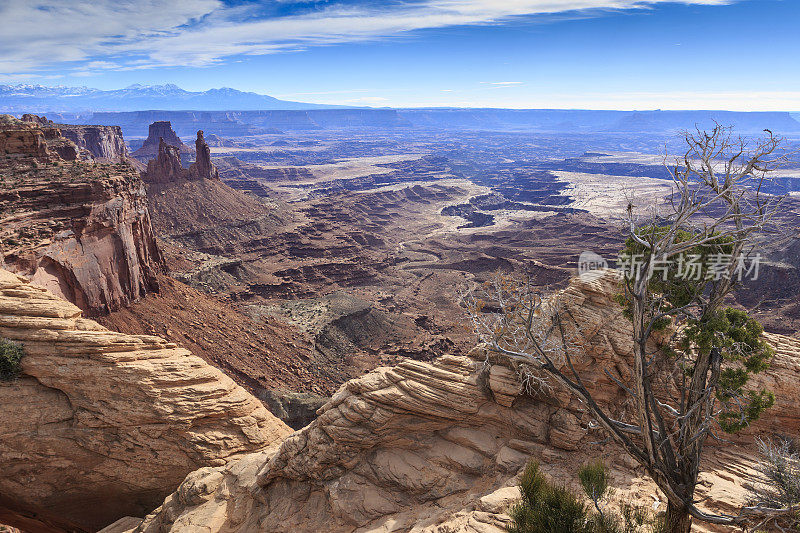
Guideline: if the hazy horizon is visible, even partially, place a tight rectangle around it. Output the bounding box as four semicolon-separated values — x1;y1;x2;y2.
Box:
3;82;800;114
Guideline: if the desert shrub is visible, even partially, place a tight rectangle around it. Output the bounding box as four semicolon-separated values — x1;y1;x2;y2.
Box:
508;460;664;533
580;460;611;514
0;338;24;380
750;438;800;509
508;460;591;533
739;437;800;530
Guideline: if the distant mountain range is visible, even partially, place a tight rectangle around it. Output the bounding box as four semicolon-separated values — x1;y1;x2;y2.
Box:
2;84;799;136
0;84;339;112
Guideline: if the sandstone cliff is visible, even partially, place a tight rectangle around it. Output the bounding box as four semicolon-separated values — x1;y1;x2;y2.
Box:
189;130;219;181
0;269;292;532
143;138;184;183
130;272;800;533
0;115;166;316
58;123;130;162
20;114;130;163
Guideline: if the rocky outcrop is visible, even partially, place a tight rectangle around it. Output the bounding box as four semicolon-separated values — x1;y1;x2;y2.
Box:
131;121;193;163
19;114;109;162
58;123;129;162
143;138;184;183
20;113;52;125
142;131;219;184
0;269;292;532
0;115;49;157
131;272;800;533
0;116;166;316
188;130;219;180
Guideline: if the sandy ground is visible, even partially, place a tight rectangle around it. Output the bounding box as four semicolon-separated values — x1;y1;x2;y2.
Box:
553;170;674;218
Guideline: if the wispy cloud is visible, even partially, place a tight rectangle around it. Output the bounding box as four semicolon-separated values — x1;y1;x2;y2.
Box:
0;0;734;76
482;81;524;88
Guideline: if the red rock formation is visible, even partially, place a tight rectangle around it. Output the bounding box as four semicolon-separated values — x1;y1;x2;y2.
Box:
20;114;132;163
0;115;49;157
143;137;184;183
131;120;193;162
142;131;219;184
188;130;219;180
58;124;130;162
0;116;166;316
20;113;52;125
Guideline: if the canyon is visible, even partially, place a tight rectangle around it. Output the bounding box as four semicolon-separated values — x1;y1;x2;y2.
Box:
1;111;799;533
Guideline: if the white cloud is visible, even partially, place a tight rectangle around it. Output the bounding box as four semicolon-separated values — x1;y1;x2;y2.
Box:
0;0;734;76
0;0;220;74
481;81;524;88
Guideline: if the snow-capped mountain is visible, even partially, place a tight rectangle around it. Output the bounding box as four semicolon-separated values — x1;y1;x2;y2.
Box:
0;84;337;112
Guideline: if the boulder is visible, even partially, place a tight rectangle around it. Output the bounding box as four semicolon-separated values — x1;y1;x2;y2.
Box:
0;269;292;532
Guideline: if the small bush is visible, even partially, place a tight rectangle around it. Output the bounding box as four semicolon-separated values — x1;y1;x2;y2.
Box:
0;338;24;380
508;461;591;533
580;460;611;513
750;437;800;509
508;460;663;533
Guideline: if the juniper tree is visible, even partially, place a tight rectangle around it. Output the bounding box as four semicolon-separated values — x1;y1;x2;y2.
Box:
467;126;796;533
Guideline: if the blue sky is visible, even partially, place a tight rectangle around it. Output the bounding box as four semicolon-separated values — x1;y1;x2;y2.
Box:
1;0;798;109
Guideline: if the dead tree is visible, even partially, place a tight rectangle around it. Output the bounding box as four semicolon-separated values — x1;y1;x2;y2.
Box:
465;126;795;533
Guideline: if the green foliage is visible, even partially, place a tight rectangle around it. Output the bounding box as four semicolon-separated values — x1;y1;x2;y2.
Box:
683;307;775;433
508;461;591;533
0;338;24;380
618;225;734;316
616;225;774;434
508;460;662;533
579;460;611;509
617;502;666;533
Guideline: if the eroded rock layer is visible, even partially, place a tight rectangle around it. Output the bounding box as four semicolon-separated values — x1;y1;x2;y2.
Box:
131;121;193;162
58;123;129;162
134;272;800;533
20;114;129;163
142;130;219;184
0;269;292;532
0;115;165;316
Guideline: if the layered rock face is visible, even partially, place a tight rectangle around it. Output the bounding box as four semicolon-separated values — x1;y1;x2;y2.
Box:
132;121;193;163
0;115;49;157
58;124;129;162
0;269;291;532
133;272;800;533
0;115;166;315
142;130;219;184
20;113;52;125
20;114;129;162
